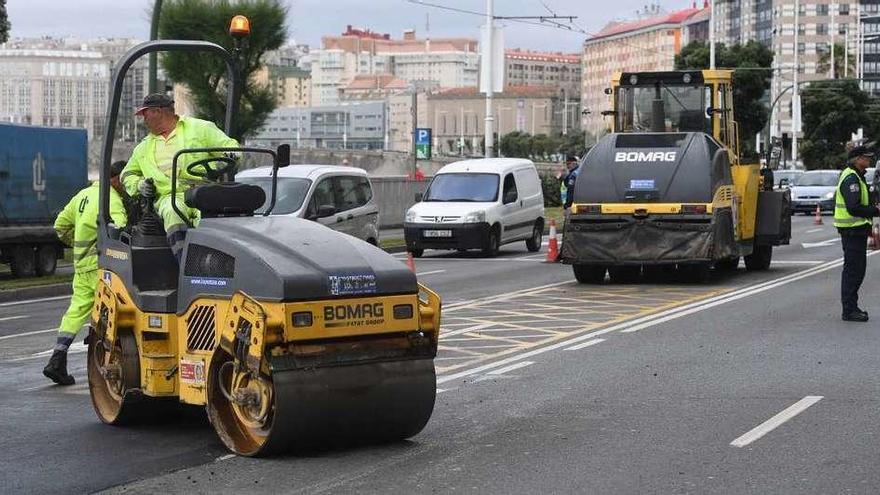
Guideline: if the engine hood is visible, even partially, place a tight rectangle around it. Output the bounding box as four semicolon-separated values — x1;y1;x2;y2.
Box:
790;185;835;199
178;216;415;307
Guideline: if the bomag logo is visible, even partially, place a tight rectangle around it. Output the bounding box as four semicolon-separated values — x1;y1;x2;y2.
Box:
614;151;677;163
323;303;384;328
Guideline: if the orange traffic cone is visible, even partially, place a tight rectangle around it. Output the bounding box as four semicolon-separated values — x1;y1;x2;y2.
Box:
814;204;823;225
406;252;416;272
546;219;559;263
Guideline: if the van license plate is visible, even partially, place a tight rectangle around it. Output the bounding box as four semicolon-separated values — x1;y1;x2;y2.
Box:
423;230;452;238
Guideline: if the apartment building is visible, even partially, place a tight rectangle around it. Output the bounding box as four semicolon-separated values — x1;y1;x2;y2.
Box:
504;49;581;96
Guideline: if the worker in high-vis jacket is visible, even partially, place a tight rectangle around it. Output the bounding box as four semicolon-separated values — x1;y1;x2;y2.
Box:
121;93;239;263
834;145;880;322
44;162;128;385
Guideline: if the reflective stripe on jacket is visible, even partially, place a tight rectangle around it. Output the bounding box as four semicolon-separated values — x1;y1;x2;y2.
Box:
834;167;871;229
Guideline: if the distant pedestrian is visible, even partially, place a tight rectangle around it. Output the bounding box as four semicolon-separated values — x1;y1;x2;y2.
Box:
835;146;879;322
561;155;579;210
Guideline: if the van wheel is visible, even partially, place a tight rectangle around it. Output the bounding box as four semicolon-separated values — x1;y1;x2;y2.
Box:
482;226;500;257
745;245;772;271
525;221;543;252
35;245;58;276
573;264;606;284
10;245;36;278
408;248;424;258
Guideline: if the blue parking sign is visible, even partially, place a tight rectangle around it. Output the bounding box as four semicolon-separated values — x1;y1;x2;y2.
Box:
416;128;431;145
416;128;432;159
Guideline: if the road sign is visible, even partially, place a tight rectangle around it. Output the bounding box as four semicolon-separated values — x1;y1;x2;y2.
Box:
416;128;432;160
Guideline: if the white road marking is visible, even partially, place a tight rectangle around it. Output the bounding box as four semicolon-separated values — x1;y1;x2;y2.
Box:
416;269;446;276
0;295;70;308
0;328;56;341
0;315;28;322
487;361;534;375
216;454;236;462
437;253;875;384
730;396;824;448
802;238;840;248
565;338;605;351
30;341;87;358
436;388;449;394
771;260;823;265
444;280;576;312
805;228;824;234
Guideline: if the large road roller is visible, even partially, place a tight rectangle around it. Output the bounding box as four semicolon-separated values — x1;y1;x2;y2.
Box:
562;70;791;283
87;27;441;456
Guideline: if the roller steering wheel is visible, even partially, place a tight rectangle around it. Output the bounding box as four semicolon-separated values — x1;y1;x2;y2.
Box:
186;155;237;181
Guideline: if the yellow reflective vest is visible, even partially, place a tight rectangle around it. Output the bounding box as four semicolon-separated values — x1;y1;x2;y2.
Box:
833;167;872;229
54;183;127;273
121;116;239;198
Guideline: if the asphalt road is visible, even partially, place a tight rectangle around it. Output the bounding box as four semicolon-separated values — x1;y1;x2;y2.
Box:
2;215;878;493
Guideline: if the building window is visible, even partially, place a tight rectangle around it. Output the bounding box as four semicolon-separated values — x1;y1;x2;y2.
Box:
817;24;827;36
798;24;805;36
817;4;828;16
840;4;850;16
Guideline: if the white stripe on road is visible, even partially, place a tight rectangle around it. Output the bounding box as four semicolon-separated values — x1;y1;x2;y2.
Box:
0;315;28;322
0;295;70;308
30;341;87;358
487;361;534;375
730;396;824;448
771;260;824;265
438;253;875;384
416;269;446;276
805;228;824;234
565;338;605;351
0;328;56;341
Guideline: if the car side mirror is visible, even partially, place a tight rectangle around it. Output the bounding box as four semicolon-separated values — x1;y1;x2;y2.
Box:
414;192;423;202
276;144;290;168
316;204;336;218
503;190;518;204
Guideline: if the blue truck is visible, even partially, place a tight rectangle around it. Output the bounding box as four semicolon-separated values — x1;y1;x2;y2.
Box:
0;124;88;277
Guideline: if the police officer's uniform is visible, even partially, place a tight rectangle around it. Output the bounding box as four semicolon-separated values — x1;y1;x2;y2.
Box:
43;165;127;385
834;146;879;322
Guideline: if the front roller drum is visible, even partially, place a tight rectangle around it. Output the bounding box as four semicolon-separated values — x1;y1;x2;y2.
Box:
87;328;141;425
207;349;437;456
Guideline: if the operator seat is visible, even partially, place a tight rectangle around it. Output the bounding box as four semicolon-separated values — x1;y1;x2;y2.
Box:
185;183;266;218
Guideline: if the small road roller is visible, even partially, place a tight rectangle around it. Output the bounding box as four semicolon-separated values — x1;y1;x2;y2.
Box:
87;27;441;456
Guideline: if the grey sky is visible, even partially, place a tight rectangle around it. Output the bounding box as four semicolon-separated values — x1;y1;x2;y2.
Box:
7;0;699;52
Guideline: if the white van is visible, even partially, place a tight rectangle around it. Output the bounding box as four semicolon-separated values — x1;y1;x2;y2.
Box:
236;165;380;244
404;158;545;257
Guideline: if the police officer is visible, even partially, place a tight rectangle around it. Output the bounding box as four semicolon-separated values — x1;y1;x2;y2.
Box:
43;163;127;385
834;145;880;322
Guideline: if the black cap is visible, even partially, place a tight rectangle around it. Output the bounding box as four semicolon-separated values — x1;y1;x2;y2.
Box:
849;145;875;160
135;93;174;115
110;160;127;177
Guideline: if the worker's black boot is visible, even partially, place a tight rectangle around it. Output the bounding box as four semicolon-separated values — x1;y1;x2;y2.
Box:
43;350;75;386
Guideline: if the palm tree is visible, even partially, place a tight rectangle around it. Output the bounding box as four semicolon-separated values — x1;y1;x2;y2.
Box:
817;43;856;79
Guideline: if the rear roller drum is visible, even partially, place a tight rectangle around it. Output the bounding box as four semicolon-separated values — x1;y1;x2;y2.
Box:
87;328;141;425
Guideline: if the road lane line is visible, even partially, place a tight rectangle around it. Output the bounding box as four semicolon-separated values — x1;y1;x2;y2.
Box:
805;228;823;233
0;328;56;341
771;260;823;265
487;361;534;375
565;338;605;351
416;269;446;276
0;315;28;322
730;396;824;448
438;254;873;384
0;295;70;307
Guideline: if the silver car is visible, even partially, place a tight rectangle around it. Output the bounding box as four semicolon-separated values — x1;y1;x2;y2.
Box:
789;170;839;215
236;165;380;245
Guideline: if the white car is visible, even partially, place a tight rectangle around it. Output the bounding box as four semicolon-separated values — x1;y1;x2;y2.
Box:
236;165;380;244
404;158;545;257
789;170;839;215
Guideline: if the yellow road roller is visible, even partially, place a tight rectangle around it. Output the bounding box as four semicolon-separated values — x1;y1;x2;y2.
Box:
87;26;441;456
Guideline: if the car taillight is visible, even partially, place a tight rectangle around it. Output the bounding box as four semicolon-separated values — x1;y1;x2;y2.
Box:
681;204;708;214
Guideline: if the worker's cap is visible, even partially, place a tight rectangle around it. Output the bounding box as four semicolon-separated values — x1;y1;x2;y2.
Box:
110;160;127;178
849;145;875;160
135;93;174;115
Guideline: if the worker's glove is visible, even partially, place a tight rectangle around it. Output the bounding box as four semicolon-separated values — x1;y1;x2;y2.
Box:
138;179;156;198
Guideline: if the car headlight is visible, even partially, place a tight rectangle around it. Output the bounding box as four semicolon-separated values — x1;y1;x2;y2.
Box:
823;191;835;200
463;211;486;223
405;209;417;223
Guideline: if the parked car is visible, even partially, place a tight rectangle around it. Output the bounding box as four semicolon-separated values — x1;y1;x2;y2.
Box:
789;170;840;215
404;158;545;257
774;169;803;189
236;165;380;244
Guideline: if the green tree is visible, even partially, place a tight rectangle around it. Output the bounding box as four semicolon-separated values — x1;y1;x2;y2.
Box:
0;0;10;43
158;0;288;141
800;80;869;169
675;40;774;160
817;43;855;79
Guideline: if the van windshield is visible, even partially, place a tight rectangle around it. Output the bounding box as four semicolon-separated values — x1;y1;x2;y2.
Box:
237;177;311;214
795;172;838;187
424;173;499;202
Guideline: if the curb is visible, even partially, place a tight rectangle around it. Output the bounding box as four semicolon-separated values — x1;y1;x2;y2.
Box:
0;283;72;303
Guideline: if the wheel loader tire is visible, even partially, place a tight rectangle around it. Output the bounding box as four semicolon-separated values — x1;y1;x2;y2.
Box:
745;245;772;271
608;265;640;284
573;264;606;284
